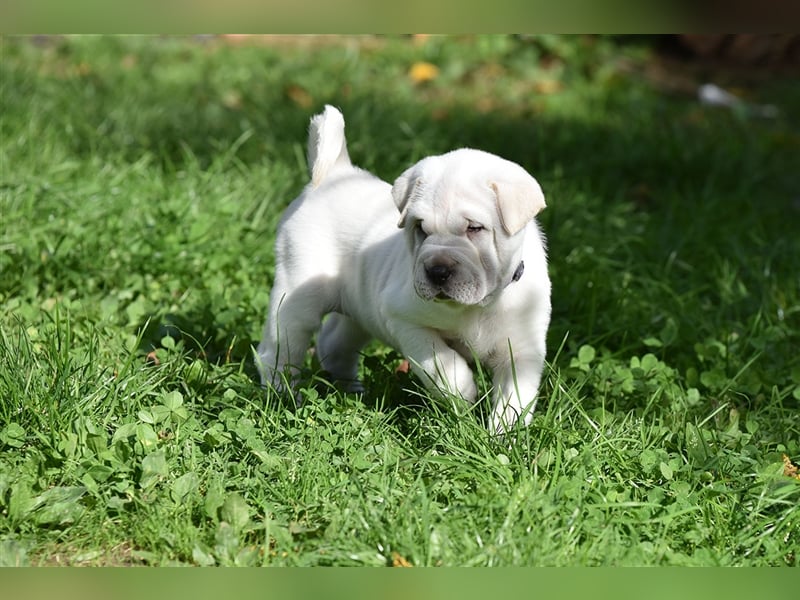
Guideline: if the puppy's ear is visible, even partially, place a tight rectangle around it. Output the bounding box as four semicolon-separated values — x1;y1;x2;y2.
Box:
490;174;546;235
391;168;419;228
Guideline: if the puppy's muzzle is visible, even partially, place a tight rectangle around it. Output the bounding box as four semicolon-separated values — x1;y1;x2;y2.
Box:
416;245;484;305
422;257;465;302
425;262;455;286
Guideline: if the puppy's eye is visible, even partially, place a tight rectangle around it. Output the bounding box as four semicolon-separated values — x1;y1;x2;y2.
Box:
467;224;485;234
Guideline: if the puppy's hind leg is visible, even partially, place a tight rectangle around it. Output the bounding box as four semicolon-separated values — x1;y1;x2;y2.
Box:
317;313;371;392
256;279;329;401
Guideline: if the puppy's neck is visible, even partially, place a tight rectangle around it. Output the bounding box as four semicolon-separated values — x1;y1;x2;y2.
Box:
477;260;526;308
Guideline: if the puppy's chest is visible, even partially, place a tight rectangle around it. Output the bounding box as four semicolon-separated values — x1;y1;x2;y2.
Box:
439;319;496;362
441;335;475;363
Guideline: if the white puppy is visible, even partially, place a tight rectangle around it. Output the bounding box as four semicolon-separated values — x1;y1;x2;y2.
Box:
256;106;551;433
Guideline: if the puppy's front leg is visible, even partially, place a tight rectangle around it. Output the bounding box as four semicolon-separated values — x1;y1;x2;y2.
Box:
489;345;545;434
392;327;478;404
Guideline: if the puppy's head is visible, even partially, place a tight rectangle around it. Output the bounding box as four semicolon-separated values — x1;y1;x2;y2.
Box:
392;149;545;306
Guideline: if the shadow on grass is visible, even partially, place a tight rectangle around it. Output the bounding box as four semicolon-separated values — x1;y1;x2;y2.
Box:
136;309;256;369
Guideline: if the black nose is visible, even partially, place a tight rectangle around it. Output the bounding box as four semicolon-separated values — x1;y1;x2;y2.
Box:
426;264;453;286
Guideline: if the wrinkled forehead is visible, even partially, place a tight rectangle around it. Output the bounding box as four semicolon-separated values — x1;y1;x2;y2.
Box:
407;169;497;225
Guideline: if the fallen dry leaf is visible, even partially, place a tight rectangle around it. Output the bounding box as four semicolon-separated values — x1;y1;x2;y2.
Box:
222;90;243;110
121;54;137;70
475;97;495;114
782;454;800;480
409;62;439;84
75;62;91;77
391;552;413;567
285;84;313;109
534;79;564;95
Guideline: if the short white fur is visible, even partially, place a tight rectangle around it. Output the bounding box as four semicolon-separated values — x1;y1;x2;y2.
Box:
256;105;551;433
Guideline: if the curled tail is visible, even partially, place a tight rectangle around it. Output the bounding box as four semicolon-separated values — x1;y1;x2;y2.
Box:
307;105;352;187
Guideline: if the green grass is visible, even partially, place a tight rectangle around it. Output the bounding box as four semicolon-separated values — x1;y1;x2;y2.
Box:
1;34;798;566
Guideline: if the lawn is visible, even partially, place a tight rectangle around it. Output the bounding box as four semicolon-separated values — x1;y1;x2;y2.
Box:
1;34;798;566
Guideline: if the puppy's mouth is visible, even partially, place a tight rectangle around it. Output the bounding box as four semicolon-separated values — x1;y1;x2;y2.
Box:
433;291;460;304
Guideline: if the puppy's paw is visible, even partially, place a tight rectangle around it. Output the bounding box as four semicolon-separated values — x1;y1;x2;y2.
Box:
456;375;479;405
489;406;518;435
489;401;534;435
428;368;478;405
405;346;478;405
